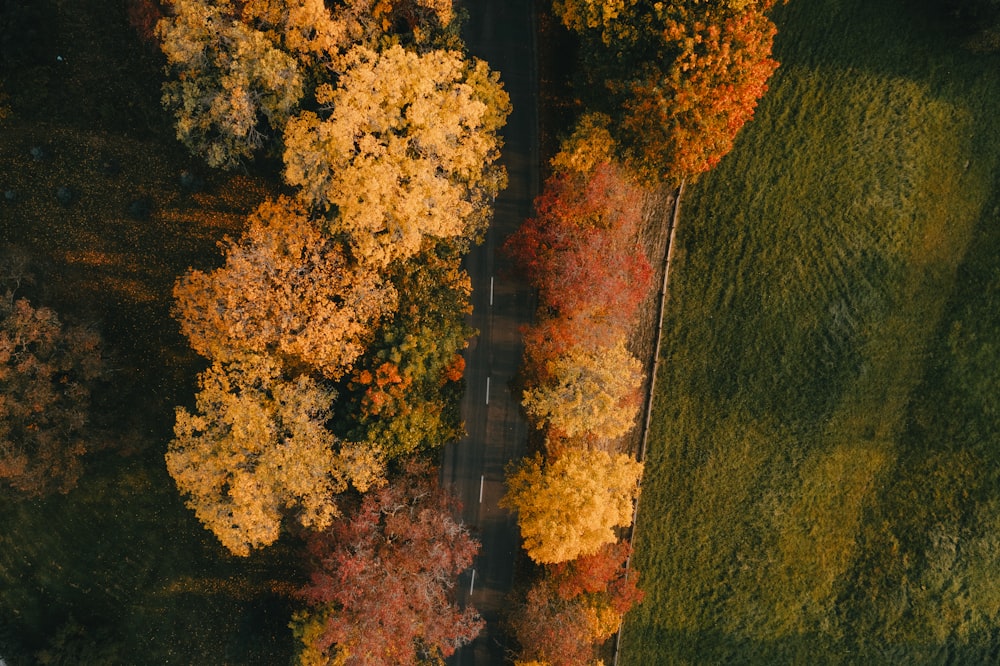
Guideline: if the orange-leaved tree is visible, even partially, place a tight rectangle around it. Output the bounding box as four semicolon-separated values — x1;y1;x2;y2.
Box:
503;162;651;327
294;460;482;665
510;541;644;665
173;196;396;379
620;1;780;180
553;0;780;182
0;298;102;496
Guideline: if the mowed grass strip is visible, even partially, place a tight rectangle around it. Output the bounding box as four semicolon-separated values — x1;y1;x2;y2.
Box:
621;0;1000;661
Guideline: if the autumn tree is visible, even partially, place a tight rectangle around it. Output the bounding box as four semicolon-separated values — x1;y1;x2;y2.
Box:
501;449;643;564
509;580;602;666
503;163;651;328
619;2;780;180
173;196;396;379
522;336;643;442
0;298;102;496
156;0;307;168
295;460;482;665
554;0;780;181
510;541;643;665
340;243;473;458
283;44;510;266
166;353;382;556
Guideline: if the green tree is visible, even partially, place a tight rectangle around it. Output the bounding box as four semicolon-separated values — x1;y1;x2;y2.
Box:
340;244;473;458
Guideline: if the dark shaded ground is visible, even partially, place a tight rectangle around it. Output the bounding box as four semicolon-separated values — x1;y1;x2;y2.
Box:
1;1;298;662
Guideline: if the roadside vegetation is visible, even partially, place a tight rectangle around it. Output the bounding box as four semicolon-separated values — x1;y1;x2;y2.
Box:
501;0;781;663
620;0;1000;661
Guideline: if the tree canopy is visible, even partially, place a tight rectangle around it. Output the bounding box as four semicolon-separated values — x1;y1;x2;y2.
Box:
296;460;482;665
0;298;102;496
501;449;643;564
522;336;643;442
553;0;780;181
283;44;510;266
173;196;396;379
166;354;382;556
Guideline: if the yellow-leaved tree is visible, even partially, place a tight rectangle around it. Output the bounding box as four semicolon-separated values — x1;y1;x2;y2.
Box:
166;354;383;556
522;336;643;441
500;449;643;564
156;0;307;168
173;196;397;379
283;44;510;266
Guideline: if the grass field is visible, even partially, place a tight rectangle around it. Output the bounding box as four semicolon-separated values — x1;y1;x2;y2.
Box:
621;0;1000;662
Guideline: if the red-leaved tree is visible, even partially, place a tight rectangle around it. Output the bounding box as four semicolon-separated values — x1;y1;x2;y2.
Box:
504;163;651;329
297;460;483;665
510;541;644;666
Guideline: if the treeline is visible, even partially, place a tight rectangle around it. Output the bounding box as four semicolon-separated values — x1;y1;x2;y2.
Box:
151;0;507;663
499;1;781;663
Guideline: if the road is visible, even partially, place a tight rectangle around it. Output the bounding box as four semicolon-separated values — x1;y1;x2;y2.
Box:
441;0;539;664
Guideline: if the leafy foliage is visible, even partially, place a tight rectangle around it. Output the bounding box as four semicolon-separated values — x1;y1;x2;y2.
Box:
618;0;780;179
283;44;510;266
501;449;642;564
173;196;396;379
166;354;382;556
522;336;643;442
504;163;650;328
341;244;473;458
156;0;307;168
296;460;482;665
0;298;102;496
511;542;644;666
554;0;780;181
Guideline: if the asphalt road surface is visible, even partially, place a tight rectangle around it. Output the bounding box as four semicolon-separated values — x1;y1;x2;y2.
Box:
441;0;539;664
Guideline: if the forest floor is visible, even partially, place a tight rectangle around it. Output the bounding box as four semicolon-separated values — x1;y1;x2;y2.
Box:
1;1;298;661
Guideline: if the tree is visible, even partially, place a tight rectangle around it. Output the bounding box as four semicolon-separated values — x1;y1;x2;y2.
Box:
503;163;651;328
173;196;397;379
166;353;382;556
282;44;510;266
549;541;644;620
619;2;779;180
296;460;483;665
553;0;779;181
510;541;644;666
501;449;643;564
509;580;602;666
340;244;473;458
156;0;307;168
156;0;466;168
548;112;618;176
0;298;102;496
522;336;643;441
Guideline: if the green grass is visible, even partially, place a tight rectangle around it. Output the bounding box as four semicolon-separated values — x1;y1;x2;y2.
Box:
621;0;1000;662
